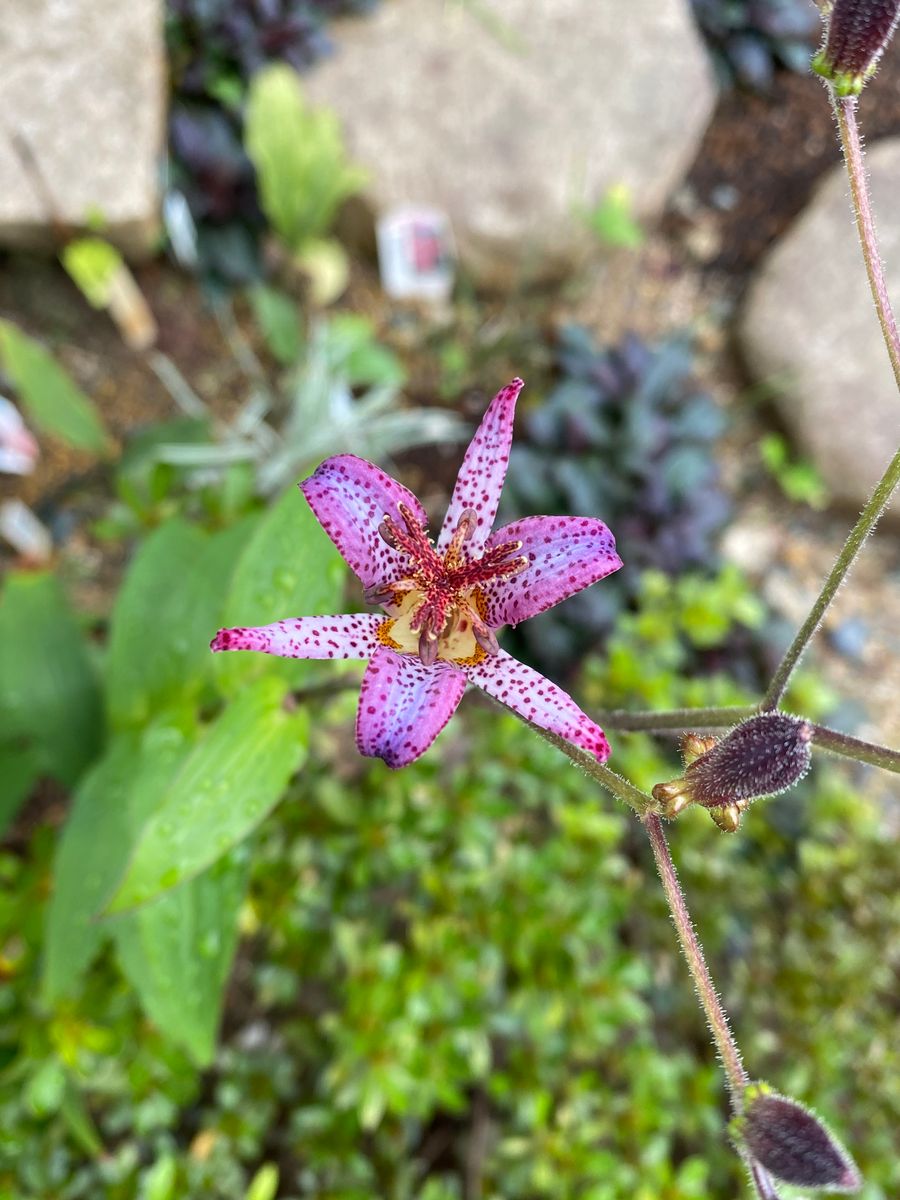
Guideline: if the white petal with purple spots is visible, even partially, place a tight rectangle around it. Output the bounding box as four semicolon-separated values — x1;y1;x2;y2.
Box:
466;651;610;761
483;515;622;627
211;613;382;659
301;455;429;588
356;647;467;768
437;378;523;556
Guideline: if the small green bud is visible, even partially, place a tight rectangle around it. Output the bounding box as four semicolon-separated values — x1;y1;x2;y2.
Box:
813;0;900;93
733;1083;862;1192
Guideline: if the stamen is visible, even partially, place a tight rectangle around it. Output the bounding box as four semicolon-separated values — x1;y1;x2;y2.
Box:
418;628;439;667
444;507;479;569
363;583;398;607
471;613;499;657
378;519;398;548
458;508;477;540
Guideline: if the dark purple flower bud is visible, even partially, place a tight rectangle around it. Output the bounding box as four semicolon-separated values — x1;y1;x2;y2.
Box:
652;714;812;832
733;1083;862;1192
813;0;900;94
686;713;812;808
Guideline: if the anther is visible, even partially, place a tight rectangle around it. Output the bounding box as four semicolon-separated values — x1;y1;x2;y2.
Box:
471;614;500;657
418;628;439;667
364;583;397;607
457;508;478;540
378;518;398;548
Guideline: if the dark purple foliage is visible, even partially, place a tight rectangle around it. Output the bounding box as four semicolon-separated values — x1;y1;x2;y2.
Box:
690;0;822;90
165;0;379;284
500;328;731;676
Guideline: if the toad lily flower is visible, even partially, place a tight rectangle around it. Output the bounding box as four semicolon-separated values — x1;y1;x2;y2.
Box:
211;379;622;767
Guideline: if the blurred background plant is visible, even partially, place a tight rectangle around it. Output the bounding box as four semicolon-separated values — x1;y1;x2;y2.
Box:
501;327;734;677
689;0;822;89
3;560;895;1198
165;1;377;287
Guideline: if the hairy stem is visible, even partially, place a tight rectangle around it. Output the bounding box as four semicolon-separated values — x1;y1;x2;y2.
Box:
761;95;900;711
526;724;657;816
596;705;755;732
809;723;900;773
643;814;747;1097
835;95;900;389
594;707;900;774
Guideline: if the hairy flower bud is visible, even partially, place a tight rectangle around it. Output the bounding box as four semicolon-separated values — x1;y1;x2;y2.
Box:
652;714;812;832
732;1083;862;1192
813;0;900;94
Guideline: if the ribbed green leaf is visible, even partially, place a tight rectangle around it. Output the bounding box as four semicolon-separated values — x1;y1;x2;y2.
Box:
105;517;256;728
215;486;346;696
43;735;142;1002
113;848;248;1066
0;571;103;826
0;320;111;454
44;711;248;1061
106;676;308;913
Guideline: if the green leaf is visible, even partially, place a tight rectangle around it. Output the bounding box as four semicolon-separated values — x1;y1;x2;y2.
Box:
244;64;366;253
248;285;303;366
0;319;111;454
43;735;142;1002
106;676;308;912
0;571;103;811
215;487;346;696
113;848;248;1066
245;1164;280;1200
60;237;123;309
105;518;255;728
586;184;644;250
0;743;40;837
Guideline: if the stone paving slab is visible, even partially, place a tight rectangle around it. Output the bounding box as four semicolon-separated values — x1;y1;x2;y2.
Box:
0;0;165;258
306;0;716;287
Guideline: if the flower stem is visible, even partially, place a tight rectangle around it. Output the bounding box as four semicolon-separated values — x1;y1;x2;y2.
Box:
595;707;900;775
643;813;748;1098
809;723;900;773
526;724;657;816
760;447;900;715
761;94;900;712
835;95;900;389
596;705;755;732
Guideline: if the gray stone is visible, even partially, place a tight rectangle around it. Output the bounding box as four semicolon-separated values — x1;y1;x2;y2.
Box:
741;138;900;513
307;0;715;286
0;0;165;258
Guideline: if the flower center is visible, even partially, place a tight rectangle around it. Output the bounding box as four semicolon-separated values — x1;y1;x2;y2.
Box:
366;503;527;666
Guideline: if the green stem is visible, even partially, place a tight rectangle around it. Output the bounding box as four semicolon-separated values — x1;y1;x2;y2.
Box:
526;724;657;817
760;439;900;712
596;705;755;733
594;707;900;775
809;724;900;773
643;814;748;1098
761;95;900;712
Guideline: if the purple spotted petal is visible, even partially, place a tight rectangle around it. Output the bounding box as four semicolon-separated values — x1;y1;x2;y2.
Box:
356;647;467;768
301;455;429;588
210;613;382;659
437;378;524;555
483;515;622;627
466;651;610;761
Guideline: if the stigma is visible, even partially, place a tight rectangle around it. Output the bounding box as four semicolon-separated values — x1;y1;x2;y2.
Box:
369;505;527;666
